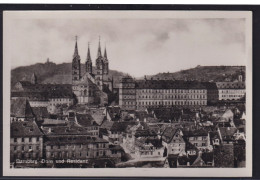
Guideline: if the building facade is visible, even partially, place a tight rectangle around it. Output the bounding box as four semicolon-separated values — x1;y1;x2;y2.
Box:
71;38;112;105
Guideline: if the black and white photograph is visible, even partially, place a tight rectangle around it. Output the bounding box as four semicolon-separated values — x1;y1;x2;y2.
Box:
3;10;252;177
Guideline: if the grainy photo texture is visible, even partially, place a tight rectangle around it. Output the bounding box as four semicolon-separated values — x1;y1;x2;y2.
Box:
3;11;252;177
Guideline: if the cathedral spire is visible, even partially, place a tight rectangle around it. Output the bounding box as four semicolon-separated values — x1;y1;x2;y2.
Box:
104;45;107;59
97;36;102;58
87;42;91;61
73;36;79;58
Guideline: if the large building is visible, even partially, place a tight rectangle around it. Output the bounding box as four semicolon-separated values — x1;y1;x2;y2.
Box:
119;76;209;110
71;38;112;105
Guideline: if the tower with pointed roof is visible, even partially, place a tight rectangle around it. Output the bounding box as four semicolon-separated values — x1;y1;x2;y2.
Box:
72;36;81;84
85;43;93;74
103;46;109;75
95;37;104;90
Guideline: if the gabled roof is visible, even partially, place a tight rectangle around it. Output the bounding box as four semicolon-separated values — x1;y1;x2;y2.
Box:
76;113;98;127
11;121;43;137
42;125;90;136
110;121;137;132
161;126;179;143
11;98;34;118
219;127;237;141
42;119;67;126
32;107;49;120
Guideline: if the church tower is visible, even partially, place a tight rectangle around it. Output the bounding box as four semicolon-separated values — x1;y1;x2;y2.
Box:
72;36;81;84
95;37;104;90
103;46;109;75
85;42;92;74
31;72;37;84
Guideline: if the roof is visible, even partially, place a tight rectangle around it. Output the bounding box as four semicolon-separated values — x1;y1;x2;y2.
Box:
216;82;245;89
161;127;178;143
11;121;43;137
219;127;237;141
110;121;137;132
183;129;208;137
42;125;91;136
32;107;49;120
11;98;34;118
106;106;121;121
12;83;73;99
135;80;207;89
76;113;98;127
42;119;67;126
45;135;108;145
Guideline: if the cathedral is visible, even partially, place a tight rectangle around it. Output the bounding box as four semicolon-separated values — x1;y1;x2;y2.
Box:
72;37;113;105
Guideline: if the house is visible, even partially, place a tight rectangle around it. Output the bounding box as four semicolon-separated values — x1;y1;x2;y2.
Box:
75;113;99;136
10;121;44;167
134;137;164;158
11;98;35;122
109;121;137;143
183;129;211;151
161;127;186;155
218;127;237;144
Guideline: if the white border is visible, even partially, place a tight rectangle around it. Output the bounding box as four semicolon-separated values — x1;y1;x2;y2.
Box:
3;11;252;177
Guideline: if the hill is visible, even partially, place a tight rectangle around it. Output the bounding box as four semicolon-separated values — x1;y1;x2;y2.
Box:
11;61;127;88
147;65;245;82
11;63;246;88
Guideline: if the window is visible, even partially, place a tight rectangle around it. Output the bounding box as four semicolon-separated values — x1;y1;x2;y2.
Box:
29;138;32;142
14;146;16;151
22;146;24;151
14;138;17;142
29;146;32;150
22;138;24;142
51;145;53;149
36;146;39;150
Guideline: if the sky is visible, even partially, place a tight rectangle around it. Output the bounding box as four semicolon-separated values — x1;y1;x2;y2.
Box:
4;12;247;77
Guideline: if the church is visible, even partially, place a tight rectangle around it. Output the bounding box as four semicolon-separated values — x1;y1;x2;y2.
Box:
71;37;113;106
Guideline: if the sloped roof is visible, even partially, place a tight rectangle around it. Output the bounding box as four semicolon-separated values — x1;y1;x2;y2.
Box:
32;107;49;119
110;121;137;132
100;120;114;130
219;127;237;141
161;126;178;143
135;80;207;89
183;129;208;137
76;113;98;127
42;125;90;136
11;98;34;118
42;119;67;126
216;82;245;89
11;121;43;137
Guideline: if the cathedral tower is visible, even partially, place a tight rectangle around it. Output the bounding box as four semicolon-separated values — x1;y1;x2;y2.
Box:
72;36;81;84
95;37;104;90
103;46;109;75
85;42;92;74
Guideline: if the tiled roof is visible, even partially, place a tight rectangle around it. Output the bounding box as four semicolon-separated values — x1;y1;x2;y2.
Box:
219;127;237;140
11;98;34;118
42;119;67;126
183;129;208;137
42;125;90;135
216;82;245;89
135;80;207;89
76;113;98;127
11;121;43;137
100;120;114;130
32;107;49;120
12;83;73;99
161;127;178;143
110;121;137;132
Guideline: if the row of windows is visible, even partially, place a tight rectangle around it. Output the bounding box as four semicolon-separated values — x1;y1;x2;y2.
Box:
137;95;206;99
13;137;40;143
189;136;207;141
12;152;40;159
47;150;107;158
136;100;207;106
48;143;107;150
51;98;72;102
221;95;244;98
12;145;40;151
220;90;245;93
138;89;206;93
193;143;207;147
